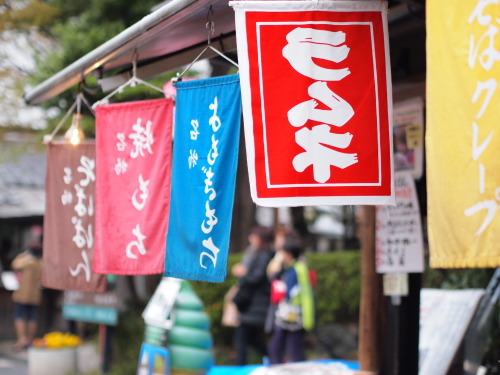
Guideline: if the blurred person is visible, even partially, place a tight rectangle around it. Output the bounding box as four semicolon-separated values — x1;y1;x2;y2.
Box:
11;242;43;349
266;226;290;278
231;225;274;365
268;235;315;364
265;227;301;334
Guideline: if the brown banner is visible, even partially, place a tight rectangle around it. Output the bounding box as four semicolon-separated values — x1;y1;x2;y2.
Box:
42;142;106;292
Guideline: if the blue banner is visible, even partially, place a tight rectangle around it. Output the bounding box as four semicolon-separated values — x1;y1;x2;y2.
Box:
164;74;241;282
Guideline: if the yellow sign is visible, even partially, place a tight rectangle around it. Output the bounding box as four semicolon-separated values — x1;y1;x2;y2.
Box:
405;123;422;149
427;1;500;268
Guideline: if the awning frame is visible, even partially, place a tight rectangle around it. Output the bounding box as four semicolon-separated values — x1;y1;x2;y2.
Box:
23;0;236;105
23;1;422;106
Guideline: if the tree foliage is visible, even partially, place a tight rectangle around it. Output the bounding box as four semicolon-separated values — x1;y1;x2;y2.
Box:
30;0;160;82
0;1;59;33
0;0;162;129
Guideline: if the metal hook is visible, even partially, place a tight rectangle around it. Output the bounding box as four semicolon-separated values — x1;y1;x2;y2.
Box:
76;92;82;115
132;49;138;79
206;5;215;45
171;4;238;83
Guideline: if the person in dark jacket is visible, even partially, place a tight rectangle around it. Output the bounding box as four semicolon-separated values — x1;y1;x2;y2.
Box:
232;225;274;365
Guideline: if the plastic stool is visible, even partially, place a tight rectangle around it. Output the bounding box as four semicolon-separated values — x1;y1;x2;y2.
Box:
137;342;169;375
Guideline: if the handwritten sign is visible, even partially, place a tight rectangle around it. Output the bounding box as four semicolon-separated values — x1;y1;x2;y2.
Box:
376;171;424;273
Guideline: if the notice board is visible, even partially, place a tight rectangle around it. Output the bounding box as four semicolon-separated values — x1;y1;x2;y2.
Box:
419;289;484;375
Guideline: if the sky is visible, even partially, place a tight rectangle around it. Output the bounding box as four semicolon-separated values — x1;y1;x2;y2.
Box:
0;31;49;129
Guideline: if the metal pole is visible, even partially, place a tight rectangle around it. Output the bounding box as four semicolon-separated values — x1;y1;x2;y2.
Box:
99;324;113;373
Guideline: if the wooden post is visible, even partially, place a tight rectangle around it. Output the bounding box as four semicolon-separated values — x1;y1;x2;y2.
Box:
357;205;384;374
99;324;113;374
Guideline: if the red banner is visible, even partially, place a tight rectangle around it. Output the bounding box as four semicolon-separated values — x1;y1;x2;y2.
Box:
94;99;173;274
42;142;106;292
231;0;394;206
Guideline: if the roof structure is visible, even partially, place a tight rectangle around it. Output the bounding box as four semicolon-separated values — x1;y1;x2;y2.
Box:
0;147;46;218
23;0;425;105
24;0;236;105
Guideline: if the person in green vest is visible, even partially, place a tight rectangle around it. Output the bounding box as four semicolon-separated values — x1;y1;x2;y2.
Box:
268;234;314;364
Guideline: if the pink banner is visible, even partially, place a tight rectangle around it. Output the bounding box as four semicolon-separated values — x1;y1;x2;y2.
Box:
43;142;106;292
94;99;173;274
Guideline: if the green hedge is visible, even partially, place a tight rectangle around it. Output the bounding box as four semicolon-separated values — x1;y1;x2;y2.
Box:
307;251;361;324
424;267;495;289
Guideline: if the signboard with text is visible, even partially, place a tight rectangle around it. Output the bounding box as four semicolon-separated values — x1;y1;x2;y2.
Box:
94;99;173;275
376;171;424;274
419;289;483;375
63;290;118;326
164;75;241;282
231;0;394;206
427;1;500;267
42;142;106;293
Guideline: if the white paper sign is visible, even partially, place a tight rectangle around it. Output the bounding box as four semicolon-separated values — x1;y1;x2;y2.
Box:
419;289;484;375
376;171;424;273
383;273;409;296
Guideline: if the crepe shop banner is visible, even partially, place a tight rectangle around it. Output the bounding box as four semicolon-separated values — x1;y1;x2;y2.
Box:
42;143;106;293
94;99;173;275
164;75;241;283
230;0;394;206
427;1;500;268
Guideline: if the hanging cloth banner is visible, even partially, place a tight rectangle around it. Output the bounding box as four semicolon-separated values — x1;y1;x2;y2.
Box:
42;142;106;292
427;1;500;268
164;75;241;282
94;98;173;275
229;0;394;206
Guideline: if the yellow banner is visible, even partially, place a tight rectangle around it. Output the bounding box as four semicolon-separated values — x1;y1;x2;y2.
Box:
427;1;500;268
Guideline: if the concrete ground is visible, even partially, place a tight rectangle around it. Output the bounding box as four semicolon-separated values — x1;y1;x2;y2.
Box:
0;340;100;375
0;340;28;375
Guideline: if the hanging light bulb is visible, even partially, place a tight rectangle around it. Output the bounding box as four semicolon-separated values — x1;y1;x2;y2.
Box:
64;113;85;145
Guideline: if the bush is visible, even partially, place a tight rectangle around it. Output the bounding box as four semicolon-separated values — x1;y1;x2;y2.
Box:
190;254;241;347
108;308;145;375
424;267;495;289
307;251;361;325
